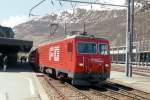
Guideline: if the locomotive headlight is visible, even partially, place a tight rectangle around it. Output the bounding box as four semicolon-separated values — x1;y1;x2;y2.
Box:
105;64;110;68
78;63;84;67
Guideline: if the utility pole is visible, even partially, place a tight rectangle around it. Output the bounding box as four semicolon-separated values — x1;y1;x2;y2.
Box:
64;21;67;35
83;22;86;33
126;0;131;77
129;0;134;77
126;0;134;77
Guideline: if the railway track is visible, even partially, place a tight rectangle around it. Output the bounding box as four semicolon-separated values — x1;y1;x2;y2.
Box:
112;65;150;77
37;73;150;100
133;68;150;73
37;74;65;100
105;81;150;100
81;82;150;100
37;73;92;100
112;64;150;71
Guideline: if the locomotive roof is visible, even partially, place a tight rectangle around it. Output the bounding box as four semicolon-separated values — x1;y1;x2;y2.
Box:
68;35;107;40
38;34;108;47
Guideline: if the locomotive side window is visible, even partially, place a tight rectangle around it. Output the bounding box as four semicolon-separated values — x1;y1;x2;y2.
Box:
77;42;96;54
99;44;109;55
67;42;73;52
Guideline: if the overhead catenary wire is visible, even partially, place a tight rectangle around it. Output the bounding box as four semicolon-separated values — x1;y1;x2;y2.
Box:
56;0;128;7
58;0;63;6
71;2;77;15
29;0;128;18
29;0;46;17
50;0;54;6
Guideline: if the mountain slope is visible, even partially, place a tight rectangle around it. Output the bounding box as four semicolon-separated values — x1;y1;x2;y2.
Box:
14;9;127;46
14;4;150;47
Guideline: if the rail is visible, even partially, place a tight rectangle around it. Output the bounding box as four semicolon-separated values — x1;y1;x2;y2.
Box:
105;81;150;100
37;74;92;100
112;65;150;77
37;73;150;100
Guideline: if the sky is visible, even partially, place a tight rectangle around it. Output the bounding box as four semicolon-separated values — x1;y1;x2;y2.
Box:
0;0;71;27
0;0;126;28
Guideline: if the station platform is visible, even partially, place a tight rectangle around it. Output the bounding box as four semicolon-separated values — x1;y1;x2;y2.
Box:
110;71;150;93
0;63;49;100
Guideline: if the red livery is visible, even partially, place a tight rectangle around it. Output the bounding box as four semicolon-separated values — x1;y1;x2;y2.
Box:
29;33;111;85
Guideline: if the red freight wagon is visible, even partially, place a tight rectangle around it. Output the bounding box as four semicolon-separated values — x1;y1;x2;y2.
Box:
29;33;111;85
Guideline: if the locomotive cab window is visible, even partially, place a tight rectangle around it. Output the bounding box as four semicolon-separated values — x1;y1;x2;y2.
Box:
67;42;73;52
77;42;96;54
99;44;109;55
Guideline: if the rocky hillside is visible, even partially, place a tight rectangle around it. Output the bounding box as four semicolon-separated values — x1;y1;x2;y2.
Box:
14;9;127;46
14;1;150;47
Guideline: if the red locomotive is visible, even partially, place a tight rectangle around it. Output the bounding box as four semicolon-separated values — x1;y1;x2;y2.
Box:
29;32;111;85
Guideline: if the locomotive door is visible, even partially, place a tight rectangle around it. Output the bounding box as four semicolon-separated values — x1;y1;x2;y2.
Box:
67;42;73;61
66;42;73;72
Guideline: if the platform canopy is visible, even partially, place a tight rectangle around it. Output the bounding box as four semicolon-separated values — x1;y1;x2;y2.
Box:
0;37;33;53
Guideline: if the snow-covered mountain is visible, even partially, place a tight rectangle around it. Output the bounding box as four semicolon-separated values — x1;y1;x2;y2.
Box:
77;0;126;11
77;0;150;11
13;0;150;47
96;0;126;5
13;9;127;46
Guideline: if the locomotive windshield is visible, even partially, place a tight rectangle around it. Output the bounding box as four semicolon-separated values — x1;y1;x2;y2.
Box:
77;42;96;54
99;44;109;55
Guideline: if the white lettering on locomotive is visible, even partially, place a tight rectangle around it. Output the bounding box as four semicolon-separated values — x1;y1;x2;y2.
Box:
91;58;103;63
49;46;60;61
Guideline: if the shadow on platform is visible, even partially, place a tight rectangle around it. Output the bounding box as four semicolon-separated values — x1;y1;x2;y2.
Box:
0;62;33;72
